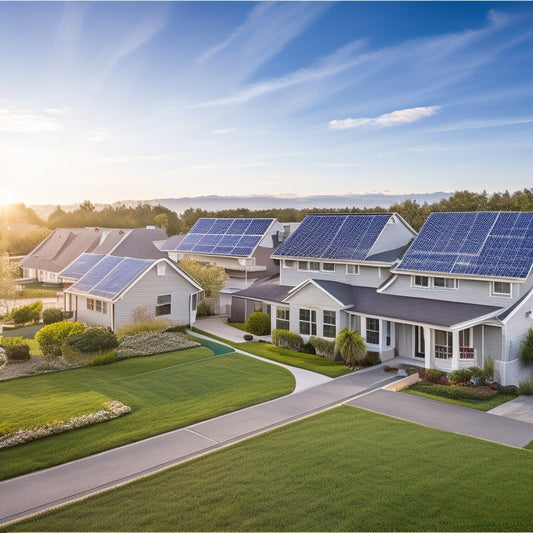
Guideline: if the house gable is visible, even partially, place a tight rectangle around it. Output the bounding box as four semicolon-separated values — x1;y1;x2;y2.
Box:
283;280;346;310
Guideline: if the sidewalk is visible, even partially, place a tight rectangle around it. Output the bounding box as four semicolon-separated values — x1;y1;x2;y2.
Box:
0;366;396;525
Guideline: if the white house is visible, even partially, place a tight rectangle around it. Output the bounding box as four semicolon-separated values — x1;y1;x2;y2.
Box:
231;211;533;385
62;254;202;331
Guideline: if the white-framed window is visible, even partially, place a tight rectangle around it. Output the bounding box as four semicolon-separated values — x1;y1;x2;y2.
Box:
191;293;198;311
323;310;336;338
413;275;430;288
157;263;166;276
87;298;107;313
385;321;391;347
322;263;335;272
283;260;295;268
435;330;452;359
299;308;317;336
156;294;171;316
298;261;309;271
434;277;458;289
309;261;320;272
491;281;511;297
366;318;380;345
276;308;290;330
87;298;94;311
346;264;359;275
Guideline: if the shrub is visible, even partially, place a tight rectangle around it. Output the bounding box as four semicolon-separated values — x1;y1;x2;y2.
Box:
309;336;336;359
519;328;533;368
300;342;316;355
132;305;154;323
116;319;169;339
498;385;519;396
518;378;533;396
196;300;213;318
449;369;472;385
335;328;366;367
0;336;26;348
42;308;64;325
360;351;381;367
425;369;445;383
11;301;42;325
165;325;188;334
246;311;271;336
271;329;303;351
90;351;118;366
35;321;86;357
4;343;30;362
62;327;118;355
413;383;497;400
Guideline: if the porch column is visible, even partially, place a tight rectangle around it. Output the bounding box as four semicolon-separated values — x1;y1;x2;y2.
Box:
360;316;367;343
423;327;432;369
451;330;460;370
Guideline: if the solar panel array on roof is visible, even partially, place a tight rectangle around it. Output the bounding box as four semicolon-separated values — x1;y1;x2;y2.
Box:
397;212;533;279
69;256;153;299
176;218;274;257
272;214;391;260
59;253;106;280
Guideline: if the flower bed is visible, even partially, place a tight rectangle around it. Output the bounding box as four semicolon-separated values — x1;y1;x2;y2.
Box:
0;401;131;450
118;331;200;357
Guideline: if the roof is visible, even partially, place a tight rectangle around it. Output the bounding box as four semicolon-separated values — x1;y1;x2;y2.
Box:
20;227;168;273
65;257;201;302
395;211;533;280
233;282;293;303
59;253;107;281
175;218;275;258
272;213;405;262
158;234;186;251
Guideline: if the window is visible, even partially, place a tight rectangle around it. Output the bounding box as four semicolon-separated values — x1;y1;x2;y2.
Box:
191;293;198;311
299;308;317;336
434;277;458;289
346;264;359;275
322;263;335;272
276;308;290;330
492;281;511;296
298;261;309;271
385;321;391;347
323;310;336;338
87;298;94;311
156;294;171;316
283;260;295;268
413;275;430;288
95;300;107;314
366;318;380;345
435;330;452;359
157;263;166;276
309;261;320;272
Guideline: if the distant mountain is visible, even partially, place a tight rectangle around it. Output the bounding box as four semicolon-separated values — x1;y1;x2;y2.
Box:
32;192;451;218
150;192;451;214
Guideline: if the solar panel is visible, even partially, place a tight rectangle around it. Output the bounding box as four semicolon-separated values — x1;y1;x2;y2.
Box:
397;211;533;279
72;255;124;293
89;258;152;298
60;253;106;280
176;218;274;257
274;214;390;260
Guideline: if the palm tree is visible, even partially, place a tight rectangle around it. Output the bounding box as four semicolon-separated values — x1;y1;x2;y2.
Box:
335;328;366;368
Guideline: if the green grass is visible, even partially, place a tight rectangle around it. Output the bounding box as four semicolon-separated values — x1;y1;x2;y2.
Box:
8;406;533;532
0;347;294;481
192;327;351;378
403;383;516;411
525;440;533;450
226;321;247;332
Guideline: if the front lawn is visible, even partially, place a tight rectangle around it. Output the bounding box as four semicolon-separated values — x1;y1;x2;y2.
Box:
192;328;351;378
9;406;533;532
0;347;294;480
403;382;516;411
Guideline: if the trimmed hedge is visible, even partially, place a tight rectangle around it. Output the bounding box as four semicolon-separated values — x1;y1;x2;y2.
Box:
412;383;497;400
271;329;303;351
309;336;336;359
35;321;86;357
246;311;271;336
62;327;118;356
425;368;445;383
42;308;64;325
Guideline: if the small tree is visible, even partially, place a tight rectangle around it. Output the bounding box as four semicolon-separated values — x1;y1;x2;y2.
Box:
335;328;366;368
0;252;19;316
520;328;533;370
179;257;228;298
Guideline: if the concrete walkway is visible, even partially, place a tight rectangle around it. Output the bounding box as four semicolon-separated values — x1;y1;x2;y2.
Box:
348;388;533;448
488;395;533;423
0;366;396;526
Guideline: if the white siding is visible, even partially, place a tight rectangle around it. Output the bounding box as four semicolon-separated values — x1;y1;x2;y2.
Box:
74;296;113;329
367;215;414;257
503;291;533;363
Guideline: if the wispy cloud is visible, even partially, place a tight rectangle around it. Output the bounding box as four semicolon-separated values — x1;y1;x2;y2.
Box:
89;127;111;142
0;104;68;134
329;106;441;130
211;128;238;135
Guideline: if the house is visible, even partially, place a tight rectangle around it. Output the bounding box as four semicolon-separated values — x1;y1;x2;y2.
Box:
160;218;298;312
62;254;202;331
20;227;167;284
231;211;533;386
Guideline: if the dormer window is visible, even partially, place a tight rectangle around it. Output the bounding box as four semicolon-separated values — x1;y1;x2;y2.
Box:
491;281;511;297
413;276;429;288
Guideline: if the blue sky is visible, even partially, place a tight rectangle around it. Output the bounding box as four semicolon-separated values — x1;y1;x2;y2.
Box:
0;1;532;205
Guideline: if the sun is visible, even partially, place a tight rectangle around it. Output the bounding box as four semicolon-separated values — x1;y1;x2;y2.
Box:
0;187;16;207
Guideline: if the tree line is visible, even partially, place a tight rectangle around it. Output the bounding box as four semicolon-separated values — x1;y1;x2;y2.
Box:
1;189;532;255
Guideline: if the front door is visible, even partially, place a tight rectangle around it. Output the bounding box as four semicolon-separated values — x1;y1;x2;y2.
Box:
414;326;425;358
